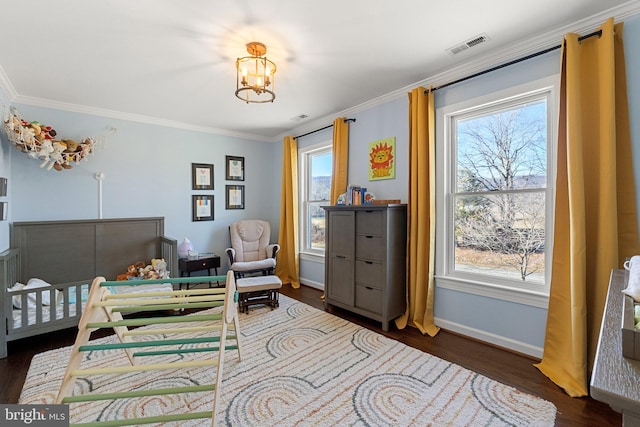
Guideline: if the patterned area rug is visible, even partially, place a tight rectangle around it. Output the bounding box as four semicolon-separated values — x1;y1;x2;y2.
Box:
21;295;556;426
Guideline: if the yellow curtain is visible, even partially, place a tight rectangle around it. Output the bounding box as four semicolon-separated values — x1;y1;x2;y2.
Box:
534;18;639;397
276;135;300;288
395;87;439;337
330;118;350;205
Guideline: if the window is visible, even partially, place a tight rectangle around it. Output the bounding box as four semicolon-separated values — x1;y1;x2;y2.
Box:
298;142;332;257
435;76;557;306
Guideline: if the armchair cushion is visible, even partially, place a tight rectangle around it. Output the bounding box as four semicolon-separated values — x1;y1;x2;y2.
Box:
230;258;276;273
231;220;271;262
227;220;279;276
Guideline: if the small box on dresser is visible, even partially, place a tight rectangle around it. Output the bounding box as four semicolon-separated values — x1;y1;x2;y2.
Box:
621;293;640;360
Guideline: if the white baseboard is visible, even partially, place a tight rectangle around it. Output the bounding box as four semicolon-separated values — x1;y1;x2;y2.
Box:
434;317;543;359
299;277;324;291
293;280;542;358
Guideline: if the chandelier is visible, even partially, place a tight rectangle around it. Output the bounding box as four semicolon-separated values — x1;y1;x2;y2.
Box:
235;42;276;103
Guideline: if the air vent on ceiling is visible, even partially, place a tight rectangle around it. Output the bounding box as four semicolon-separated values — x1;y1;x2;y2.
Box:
290;114;309;122
446;33;489;55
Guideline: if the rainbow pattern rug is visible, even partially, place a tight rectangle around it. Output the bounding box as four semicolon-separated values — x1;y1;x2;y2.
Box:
20;295;556;426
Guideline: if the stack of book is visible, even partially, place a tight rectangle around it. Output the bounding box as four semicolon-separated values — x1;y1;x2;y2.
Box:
346;184;367;205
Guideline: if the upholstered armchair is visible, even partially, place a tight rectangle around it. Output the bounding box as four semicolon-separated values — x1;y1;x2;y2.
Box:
226;220;280;278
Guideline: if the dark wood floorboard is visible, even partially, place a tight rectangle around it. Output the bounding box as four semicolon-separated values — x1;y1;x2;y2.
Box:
0;284;622;426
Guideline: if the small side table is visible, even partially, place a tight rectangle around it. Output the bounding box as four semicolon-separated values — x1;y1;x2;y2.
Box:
178;255;221;289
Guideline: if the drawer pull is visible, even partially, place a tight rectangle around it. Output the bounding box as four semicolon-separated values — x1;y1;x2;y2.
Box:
365;286;373;290
336;255;346;259
365;261;373;264
365;235;373;239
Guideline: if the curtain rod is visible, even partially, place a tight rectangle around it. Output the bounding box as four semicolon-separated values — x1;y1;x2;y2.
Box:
294;118;356;140
428;29;603;93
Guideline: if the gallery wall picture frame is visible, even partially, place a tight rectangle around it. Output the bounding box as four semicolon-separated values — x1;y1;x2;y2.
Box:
0;178;7;197
192;163;214;190
192;195;214;221
225;185;245;210
225;156;245;181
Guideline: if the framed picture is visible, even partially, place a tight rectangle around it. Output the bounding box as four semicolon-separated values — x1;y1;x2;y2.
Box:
368;137;396;181
192;163;214;190
225;185;245;209
225;156;245;181
192;195;214;221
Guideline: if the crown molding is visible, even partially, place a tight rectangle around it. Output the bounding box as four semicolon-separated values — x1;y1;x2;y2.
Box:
423;0;640;89
0;65;17;102
279;0;640;143
12;94;270;142
4;2;640;144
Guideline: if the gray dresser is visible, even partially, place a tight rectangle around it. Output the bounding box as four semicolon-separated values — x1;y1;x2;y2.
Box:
322;204;407;331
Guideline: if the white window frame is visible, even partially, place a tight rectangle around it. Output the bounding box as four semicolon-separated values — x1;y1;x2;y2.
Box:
435;76;559;308
298;140;332;260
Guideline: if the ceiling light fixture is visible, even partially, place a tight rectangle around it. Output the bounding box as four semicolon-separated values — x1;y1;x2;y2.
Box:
235;42;276;103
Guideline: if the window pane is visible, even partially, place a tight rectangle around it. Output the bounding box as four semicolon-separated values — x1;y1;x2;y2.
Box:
456;100;547;193
310;152;332;202
309;202;326;250
454;192;545;282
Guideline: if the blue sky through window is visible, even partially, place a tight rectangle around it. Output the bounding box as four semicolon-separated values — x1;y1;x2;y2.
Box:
312;152;332;177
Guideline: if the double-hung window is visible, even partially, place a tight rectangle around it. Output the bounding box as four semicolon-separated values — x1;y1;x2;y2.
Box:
435;76;557;306
298;141;332;257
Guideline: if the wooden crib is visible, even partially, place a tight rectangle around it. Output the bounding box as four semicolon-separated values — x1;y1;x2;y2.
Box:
0;217;178;358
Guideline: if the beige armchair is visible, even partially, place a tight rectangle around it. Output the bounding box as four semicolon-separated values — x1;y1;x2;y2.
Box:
226;220;280;278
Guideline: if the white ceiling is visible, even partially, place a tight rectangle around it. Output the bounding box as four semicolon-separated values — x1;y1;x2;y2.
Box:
0;1;638;141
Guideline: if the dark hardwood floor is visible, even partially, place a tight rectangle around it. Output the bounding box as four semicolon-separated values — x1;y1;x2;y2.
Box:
0;284;621;426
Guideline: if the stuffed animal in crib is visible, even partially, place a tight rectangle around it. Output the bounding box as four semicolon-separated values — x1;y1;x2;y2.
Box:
116;259;169;280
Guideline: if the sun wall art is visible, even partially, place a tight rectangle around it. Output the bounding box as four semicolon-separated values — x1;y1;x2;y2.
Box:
368;137;395;181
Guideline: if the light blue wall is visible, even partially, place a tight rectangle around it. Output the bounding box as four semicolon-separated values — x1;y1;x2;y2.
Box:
346;97;409;202
626;15;640;203
297;99;409;287
2;14;638;356
432;50;560;356
300;15;640;356
1;103;281;272
0;92;11;249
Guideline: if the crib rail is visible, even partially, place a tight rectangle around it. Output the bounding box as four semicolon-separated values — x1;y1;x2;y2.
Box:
7;281;89;337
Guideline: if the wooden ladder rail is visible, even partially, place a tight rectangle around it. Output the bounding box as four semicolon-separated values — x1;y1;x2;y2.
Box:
55;271;242;427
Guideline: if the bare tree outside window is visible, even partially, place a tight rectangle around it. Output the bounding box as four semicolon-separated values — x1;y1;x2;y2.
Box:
454;99;547;281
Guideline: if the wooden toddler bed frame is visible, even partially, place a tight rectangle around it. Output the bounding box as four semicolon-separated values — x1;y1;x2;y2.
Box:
0;217;178;358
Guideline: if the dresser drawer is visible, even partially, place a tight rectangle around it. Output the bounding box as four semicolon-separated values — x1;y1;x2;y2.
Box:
355;235;384;261
356;210;384;235
355;259;383;289
355;284;382;314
